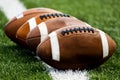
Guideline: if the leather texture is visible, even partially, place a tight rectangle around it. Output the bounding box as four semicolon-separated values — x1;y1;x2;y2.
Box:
36;26;116;70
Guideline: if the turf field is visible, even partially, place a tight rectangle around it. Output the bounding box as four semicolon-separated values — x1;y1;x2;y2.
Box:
0;0;120;80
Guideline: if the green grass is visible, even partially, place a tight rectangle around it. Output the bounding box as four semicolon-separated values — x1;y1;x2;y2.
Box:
0;0;120;80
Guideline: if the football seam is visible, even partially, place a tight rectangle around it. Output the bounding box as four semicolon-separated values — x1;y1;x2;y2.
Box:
39;13;70;20
61;27;94;36
16;35;26;42
27;35;41;40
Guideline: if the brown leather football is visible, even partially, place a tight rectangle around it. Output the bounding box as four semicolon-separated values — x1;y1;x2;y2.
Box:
26;17;91;51
16;13;71;47
4;8;61;44
36;25;116;70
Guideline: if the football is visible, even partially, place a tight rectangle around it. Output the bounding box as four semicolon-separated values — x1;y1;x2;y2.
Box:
4;8;61;44
26;17;91;51
36;25;116;70
16;13;71;47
